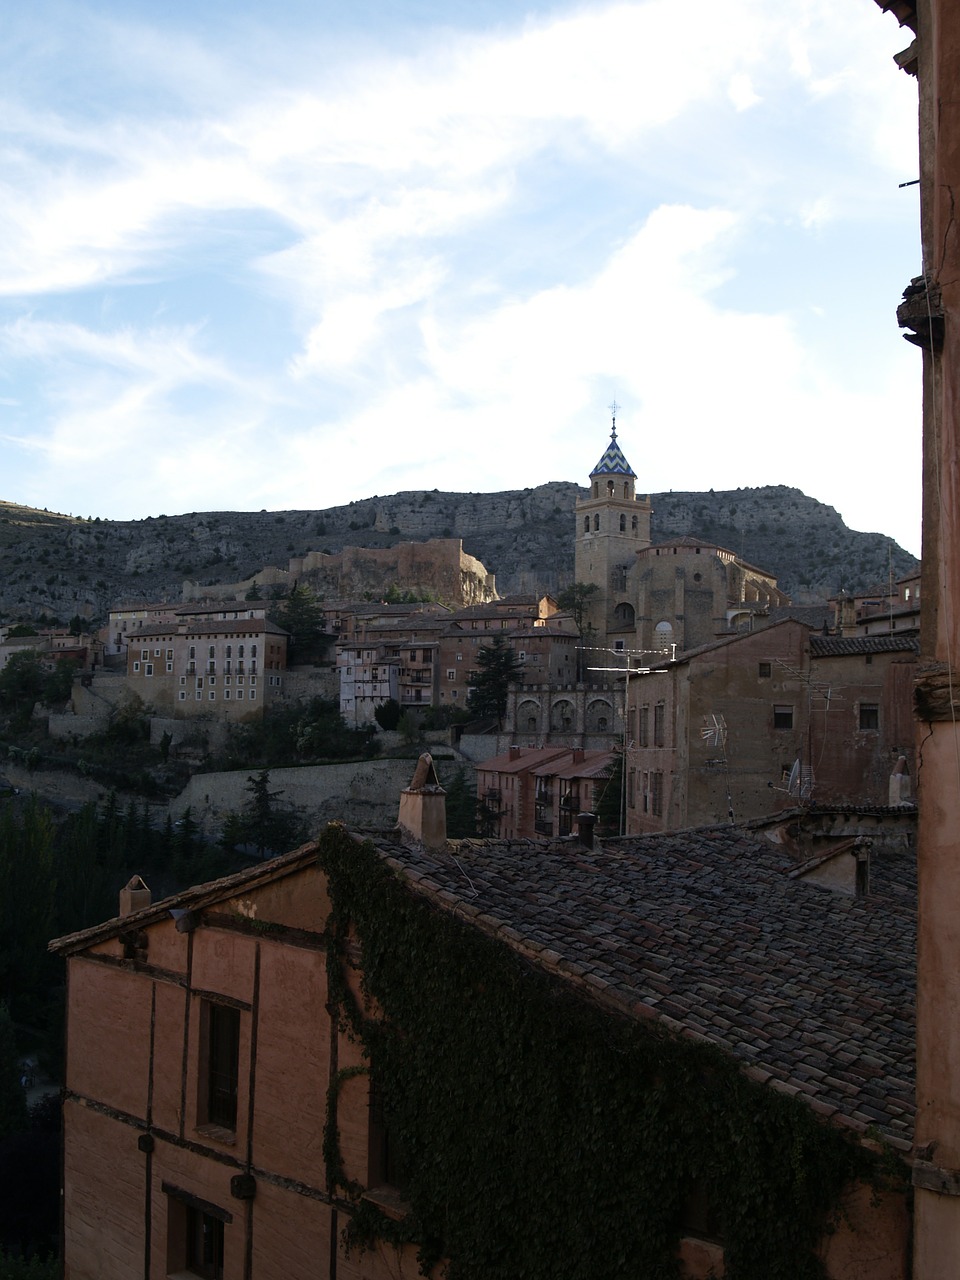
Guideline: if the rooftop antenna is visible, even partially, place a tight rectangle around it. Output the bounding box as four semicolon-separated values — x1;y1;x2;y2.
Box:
609;399;620;438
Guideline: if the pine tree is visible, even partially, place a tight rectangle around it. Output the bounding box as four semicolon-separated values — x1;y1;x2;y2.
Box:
467;635;524;726
0;1003;26;1141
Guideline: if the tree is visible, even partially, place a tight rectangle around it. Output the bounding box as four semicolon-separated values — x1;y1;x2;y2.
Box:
374;698;401;731
594;754;623;838
557;582;601;679
276;585;327;663
443;766;480;838
556;582;600;636
0;1004;26;1142
0;653;44;717
230;771;304;859
467;635;524;726
0;801;56;1015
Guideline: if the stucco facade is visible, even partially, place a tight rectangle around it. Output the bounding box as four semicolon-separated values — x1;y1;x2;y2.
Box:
53;850;424;1280
625;619;917;834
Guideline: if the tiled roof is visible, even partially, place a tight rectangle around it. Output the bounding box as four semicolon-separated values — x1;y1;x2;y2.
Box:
477;747;570;775
591;429;636;478
530;750;616;781
362;824;916;1146
810;634;919;657
127;618;290;639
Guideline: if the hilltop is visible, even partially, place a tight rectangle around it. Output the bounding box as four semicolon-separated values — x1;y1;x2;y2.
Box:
0;484;917;625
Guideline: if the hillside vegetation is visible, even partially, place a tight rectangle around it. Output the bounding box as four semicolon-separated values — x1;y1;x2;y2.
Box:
0;484;917;625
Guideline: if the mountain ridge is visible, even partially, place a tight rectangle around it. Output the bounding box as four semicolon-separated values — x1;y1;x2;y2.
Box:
0;483;918;625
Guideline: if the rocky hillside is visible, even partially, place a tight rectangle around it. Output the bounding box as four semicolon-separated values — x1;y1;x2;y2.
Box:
0;484;917;625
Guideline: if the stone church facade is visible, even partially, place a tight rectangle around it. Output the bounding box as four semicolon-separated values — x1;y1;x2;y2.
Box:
574;415;788;658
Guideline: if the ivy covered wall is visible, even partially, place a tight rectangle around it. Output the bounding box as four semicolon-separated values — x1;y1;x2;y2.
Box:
318;826;898;1280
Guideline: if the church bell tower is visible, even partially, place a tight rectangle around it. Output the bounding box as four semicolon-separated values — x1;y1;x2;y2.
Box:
574;406;652;652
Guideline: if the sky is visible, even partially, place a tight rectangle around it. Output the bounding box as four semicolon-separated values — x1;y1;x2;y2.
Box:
0;0;923;554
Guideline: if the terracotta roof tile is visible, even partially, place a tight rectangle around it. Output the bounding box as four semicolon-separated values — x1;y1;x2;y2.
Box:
364;824;915;1142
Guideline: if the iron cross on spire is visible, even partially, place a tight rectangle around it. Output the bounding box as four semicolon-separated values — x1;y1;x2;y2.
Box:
609;399;620;437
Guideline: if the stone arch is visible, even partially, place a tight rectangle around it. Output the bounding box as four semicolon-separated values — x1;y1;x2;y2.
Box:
586;697;613;733
583;516;590;533
593;513;600;531
517;698;541;734
619;514;626;532
614;601;635;627
550;698;576;732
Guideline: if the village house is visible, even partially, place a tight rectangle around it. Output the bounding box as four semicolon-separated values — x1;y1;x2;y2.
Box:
124;608;289;723
624;618;917;835
52;767;914;1280
474;744;617;838
832;571;921;637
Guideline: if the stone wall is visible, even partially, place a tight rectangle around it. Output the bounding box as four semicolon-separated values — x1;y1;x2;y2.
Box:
170;758;427;837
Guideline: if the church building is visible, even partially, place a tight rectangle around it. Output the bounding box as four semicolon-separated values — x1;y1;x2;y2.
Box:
574;413;788;658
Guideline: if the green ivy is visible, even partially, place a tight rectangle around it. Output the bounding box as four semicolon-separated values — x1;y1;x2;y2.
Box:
318;826;901;1280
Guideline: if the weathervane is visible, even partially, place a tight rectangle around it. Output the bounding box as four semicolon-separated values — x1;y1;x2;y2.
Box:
609;399;620;438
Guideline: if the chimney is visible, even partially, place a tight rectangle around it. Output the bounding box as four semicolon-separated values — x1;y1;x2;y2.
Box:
572;748;585;764
120;875;151;917
576;812;597;848
398;753;447;850
509;745;521;761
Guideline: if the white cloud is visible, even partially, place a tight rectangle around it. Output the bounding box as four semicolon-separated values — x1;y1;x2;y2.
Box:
0;0;923;558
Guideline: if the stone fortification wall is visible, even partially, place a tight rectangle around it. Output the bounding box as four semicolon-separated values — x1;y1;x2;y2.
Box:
183;538;495;607
170;758;423;837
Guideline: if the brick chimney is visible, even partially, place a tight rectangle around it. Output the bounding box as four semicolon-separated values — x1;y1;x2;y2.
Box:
398;753;447;850
119;875;151;917
576;812;596;848
508;745;521;761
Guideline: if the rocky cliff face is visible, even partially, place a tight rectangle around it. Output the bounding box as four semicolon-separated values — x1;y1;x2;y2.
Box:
0;483;917;625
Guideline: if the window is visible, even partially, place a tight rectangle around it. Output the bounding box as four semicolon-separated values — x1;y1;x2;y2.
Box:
199;1001;240;1131
619;515;626;532
774;705;794;730
653;702;665;748
154;648;161;657
209;691;216;700
145;663;154;677
651;771;664;817
583;517;589;533
368;1075;406;1190
639;706;649;748
447;670;456;680
133;661;140;672
593;514;600;531
859;702;880;731
758;662;772;678
166;662;173;673
164;1185;231;1280
141;649;149;661
166;649;174;660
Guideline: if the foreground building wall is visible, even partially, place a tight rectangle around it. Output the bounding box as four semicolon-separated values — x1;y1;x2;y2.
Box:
57;854;422;1280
